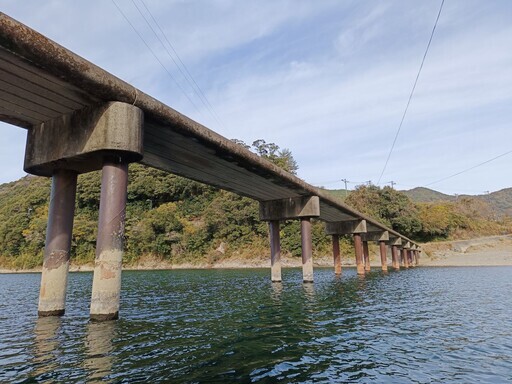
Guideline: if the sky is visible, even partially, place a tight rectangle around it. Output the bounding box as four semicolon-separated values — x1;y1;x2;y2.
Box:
0;0;511;195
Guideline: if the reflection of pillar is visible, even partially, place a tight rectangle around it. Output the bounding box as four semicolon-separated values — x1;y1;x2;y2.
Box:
379;241;388;271
269;220;282;282
332;234;341;275
301;218;314;283
363;241;371;272
38;170;77;317
33;317;61;376
392;245;400;270
90;160;128;321
353;234;364;275
85;321;116;381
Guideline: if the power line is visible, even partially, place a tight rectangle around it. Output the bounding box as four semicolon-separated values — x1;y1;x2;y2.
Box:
134;0;227;130
111;0;204;117
376;0;445;185
424;149;512;187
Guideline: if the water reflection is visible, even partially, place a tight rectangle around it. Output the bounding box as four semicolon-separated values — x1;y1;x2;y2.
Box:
33;316;62;376
84;321;117;382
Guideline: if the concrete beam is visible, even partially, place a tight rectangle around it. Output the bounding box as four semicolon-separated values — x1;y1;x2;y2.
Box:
259;196;320;221
402;241;411;249
389;237;402;246
325;219;367;235
25;102;143;176
362;231;389;242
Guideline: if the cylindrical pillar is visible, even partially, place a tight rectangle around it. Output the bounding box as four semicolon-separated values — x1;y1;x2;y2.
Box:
90;160;128;321
379;241;388;271
391;245;400;270
416;250;420;266
402;248;410;269
332;234;341;275
363;241;371;272
301;218;314;283
38;170;78;317
269;220;282;282
353;234;364;275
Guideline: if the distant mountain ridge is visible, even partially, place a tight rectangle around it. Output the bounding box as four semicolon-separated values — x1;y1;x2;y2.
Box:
403;187;512;217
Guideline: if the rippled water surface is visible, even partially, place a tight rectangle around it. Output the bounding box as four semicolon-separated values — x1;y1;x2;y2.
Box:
1;267;512;383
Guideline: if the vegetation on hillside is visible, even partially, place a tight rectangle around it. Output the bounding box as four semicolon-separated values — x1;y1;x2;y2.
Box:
0;140;510;269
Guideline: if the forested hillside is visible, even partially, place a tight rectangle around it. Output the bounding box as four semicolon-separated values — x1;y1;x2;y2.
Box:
0;141;510;269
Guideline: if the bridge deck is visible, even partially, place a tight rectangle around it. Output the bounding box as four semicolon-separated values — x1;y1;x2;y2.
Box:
0;13;417;246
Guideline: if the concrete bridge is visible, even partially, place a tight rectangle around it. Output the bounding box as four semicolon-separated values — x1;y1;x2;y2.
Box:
0;13;421;321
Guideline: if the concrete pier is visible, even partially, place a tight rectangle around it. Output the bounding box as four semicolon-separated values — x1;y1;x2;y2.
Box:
363;241;371;272
332;234;341;275
402;248;410;269
260;196;320;283
391;245;400;270
269;220;282;282
353;234;365;275
38;170;77;317
301;218;314;283
379;241;388;272
90;160;129;321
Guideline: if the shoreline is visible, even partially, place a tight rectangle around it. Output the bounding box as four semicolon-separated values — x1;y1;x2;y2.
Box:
2;235;511;273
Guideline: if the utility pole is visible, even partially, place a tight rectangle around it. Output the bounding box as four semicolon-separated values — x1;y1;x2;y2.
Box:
341;178;348;196
389;181;396;189
366;180;372;186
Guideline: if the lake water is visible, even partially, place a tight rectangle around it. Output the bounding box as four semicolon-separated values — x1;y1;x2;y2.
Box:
1;267;511;383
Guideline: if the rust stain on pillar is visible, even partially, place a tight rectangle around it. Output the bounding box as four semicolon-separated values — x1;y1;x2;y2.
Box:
90;160;128;321
269;220;282;283
363;241;371;272
301;218;314;283
38;169;77;317
391;245;400;270
379;241;388;272
332;234;341;275
403;248;409;269
353;234;364;275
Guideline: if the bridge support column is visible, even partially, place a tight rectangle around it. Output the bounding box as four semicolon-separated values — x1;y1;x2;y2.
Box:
90;159;129;321
24;102;143;320
269;220;282;282
332;234;341;275
301;218;314;283
402;248;410;269
391;245;400;270
325;220;367;275
38;170;77;317
379;241;388;272
260;196;320;283
353;234;364;275
363;240;371;272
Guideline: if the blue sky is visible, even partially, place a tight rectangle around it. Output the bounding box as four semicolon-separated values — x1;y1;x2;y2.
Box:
1;0;511;195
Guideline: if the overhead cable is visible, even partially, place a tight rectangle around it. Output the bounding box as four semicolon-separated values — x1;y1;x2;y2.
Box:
376;0;445;185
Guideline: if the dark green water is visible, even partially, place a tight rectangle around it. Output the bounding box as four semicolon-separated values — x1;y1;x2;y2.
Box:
1;267;511;383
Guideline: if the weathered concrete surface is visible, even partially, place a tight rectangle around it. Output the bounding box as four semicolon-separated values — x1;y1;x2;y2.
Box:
25;102;143;176
363;231;389;242
301;218;314;283
379;241;388;272
325;220;367;235
392;245;400;270
332;234;341;275
402;248;410;269
363;241;371;272
269;220;282;283
353;233;365;275
259;196;320;221
90;161;128;321
38;170;77;317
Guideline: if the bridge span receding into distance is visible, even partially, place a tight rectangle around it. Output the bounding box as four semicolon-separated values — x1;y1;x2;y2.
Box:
0;13;420;321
